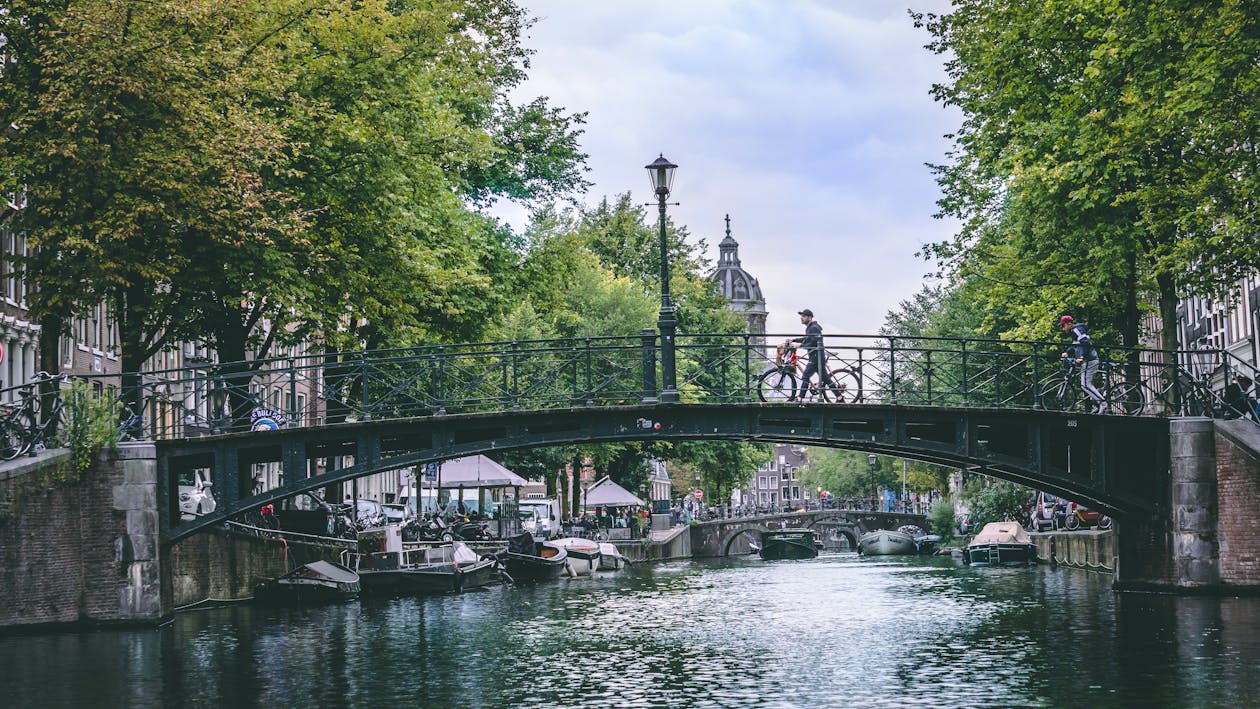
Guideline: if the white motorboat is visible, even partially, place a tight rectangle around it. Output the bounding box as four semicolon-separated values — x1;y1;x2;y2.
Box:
857;528;918;556
597;542;629;571
551;537;601;575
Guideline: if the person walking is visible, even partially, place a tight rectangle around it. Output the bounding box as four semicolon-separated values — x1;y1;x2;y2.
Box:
790;308;836;401
1060;315;1105;413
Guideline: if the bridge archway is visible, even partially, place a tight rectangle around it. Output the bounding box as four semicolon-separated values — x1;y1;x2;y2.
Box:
804;516;864;550
719;527;770;556
159;403;1169;542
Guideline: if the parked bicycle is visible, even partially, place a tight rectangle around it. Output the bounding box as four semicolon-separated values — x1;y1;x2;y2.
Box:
756;341;859;403
0;372;68;459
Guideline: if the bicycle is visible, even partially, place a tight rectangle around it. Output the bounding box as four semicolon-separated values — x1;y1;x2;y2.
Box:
117;402;145;442
17;372;68;456
756;341;857;403
1039;359;1145;415
0;372;69;458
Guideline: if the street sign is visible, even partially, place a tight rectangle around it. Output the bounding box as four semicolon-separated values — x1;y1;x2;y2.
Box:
423;462;438;481
693;489;703;500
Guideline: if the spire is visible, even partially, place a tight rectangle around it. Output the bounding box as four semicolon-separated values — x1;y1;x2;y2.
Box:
719;213;740;265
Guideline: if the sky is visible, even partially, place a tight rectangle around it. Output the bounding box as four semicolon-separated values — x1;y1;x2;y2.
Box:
498;0;961;337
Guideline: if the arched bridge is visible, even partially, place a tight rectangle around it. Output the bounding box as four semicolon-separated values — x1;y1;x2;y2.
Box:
691;510;930;557
78;331;1224;543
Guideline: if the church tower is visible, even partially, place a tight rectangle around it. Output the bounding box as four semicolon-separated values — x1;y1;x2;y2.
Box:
707;215;767;343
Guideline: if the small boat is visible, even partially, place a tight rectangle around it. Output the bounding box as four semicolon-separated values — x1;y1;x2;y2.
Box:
899;525;942;555
253;560;360;604
357;542;499;594
500;532;569;582
759;529;819;560
965;521;1037;566
551;537;602;575
857;528;918;556
597;542;630;571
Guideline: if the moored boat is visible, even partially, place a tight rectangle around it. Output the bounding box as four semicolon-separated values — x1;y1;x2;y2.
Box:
857;528;918;556
500;532;569;582
597;542;630;571
551;537;602;575
965;521;1037;566
759;529;819;560
357;542;498;594
253;560;360;604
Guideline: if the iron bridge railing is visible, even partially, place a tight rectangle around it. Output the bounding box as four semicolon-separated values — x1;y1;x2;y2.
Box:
2;332;1256;441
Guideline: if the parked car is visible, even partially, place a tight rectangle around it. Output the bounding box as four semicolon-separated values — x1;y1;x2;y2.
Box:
276;491;351;537
956;512;981;535
1028;492;1066;532
1065;501;1113;531
178;469;216;520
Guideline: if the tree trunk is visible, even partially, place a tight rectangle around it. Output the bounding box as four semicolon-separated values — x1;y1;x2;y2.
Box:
1156;271;1181;413
570;453;582;518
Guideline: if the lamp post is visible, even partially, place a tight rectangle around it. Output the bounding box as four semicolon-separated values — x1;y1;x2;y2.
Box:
901;458;908;512
867;453;878;510
646;154;679;403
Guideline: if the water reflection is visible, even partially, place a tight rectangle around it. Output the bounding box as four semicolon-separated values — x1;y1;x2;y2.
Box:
2;554;1259;708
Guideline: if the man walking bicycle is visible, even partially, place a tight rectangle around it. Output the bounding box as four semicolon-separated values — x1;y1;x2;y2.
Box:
790;309;838;402
1060;315;1105;414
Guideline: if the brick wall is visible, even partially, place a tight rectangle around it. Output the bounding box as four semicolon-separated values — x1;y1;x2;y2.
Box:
1216;422;1260;586
0;445;161;629
1;444;344;630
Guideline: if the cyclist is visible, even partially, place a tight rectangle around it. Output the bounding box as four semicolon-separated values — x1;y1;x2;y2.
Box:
790;309;838;401
1060;315;1105;413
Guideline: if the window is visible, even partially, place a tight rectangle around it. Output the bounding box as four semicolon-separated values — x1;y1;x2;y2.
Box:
792;486;800;500
759;476;767;489
782;487;790;500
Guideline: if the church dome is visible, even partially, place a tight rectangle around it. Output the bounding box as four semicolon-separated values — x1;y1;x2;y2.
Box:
708;215;765;310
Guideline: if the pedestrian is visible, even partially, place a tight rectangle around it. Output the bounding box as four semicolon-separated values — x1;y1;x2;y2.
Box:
789;309;840;401
1059;315;1105;413
1223;373;1254;420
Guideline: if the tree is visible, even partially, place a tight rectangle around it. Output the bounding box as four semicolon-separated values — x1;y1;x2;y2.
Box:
915;2;1260;351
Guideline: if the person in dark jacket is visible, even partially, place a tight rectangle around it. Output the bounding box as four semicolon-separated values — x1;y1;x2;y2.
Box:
790;309;837;401
1223;373;1254;420
1060;315;1105;413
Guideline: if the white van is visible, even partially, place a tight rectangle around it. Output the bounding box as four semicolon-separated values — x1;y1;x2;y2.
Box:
519;498;561;538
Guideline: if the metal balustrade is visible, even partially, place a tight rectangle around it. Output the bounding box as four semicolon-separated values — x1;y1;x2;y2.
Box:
2;333;1255;443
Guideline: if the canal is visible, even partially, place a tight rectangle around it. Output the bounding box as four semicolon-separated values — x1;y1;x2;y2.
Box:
3;553;1258;708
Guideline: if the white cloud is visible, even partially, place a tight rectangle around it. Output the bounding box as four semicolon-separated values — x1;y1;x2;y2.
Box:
503;0;961;336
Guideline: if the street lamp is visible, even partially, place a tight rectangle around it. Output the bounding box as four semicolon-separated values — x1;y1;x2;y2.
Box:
646;154;679;403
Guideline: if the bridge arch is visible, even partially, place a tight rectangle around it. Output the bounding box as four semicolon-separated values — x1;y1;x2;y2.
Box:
160;402;1169;542
718;526;770;556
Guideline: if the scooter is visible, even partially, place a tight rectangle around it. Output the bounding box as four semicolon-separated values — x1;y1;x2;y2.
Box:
1064;502;1113;530
402;514;455;543
449;516;492;541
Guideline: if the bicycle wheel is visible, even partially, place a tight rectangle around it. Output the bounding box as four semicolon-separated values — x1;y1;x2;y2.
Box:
0;419;26;461
1039;379;1088;412
1106;380;1146;416
757;369;796;402
824;368;862;403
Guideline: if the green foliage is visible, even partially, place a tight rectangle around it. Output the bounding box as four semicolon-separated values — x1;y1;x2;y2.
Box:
914;2;1260;348
927;499;958;542
63;381;121;475
959;478;1031;529
798;449;949;499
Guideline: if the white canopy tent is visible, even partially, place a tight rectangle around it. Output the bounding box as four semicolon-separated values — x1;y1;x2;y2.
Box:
583;476;645;508
437;455;528;489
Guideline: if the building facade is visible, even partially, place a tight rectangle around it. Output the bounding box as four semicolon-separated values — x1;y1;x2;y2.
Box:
745;444;810;510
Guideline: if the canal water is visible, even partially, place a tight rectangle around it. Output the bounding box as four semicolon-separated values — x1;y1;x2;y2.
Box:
3;553;1259;708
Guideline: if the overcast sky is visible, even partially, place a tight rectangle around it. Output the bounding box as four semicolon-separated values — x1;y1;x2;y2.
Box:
498;0;960;336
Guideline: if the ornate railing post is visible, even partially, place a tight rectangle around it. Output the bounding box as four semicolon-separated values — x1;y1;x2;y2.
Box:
960;339;969;407
641;329;658;404
742;333;752;402
888;336;898;405
434;347;447;415
359;352;371;421
1032;342;1042;409
584;338;594;406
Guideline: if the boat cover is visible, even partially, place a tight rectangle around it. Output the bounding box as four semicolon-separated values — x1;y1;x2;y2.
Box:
508;531;537;555
969;521;1032;546
286;560;359;584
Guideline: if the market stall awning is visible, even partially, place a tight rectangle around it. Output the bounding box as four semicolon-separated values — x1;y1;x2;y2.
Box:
437;455;527;488
583;476;645;507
